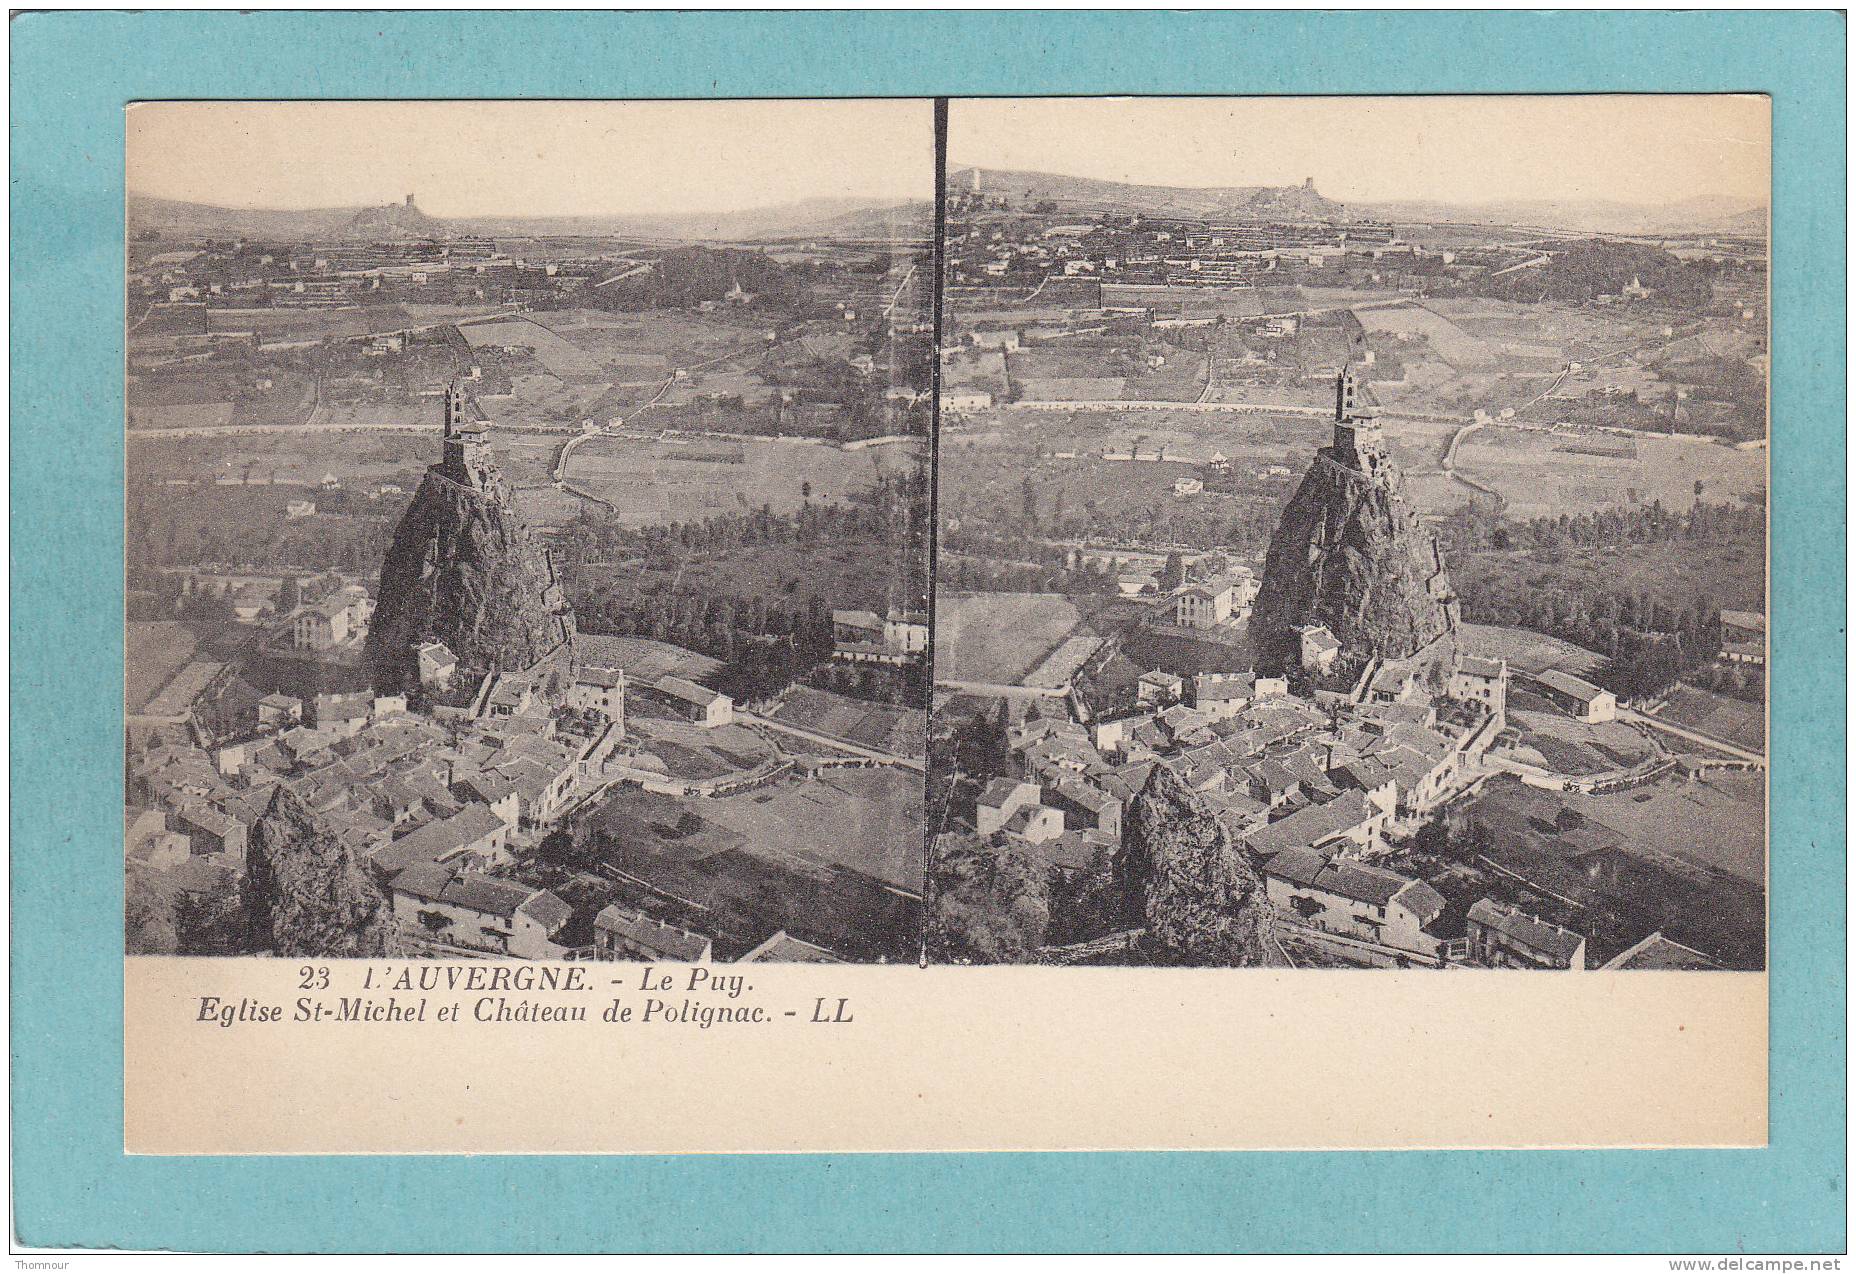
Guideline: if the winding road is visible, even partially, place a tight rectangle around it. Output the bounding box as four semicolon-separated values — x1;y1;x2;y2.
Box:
1621;707;1766;766
742;710;925;773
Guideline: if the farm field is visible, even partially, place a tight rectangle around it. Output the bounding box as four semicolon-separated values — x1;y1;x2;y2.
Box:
553;434;918;529
770;686;926;759
704;766;924;894
533;308;777;371
1201;380;1328;409
935;592;1093;685
1505;702;1658;775
459;318;604;381
1567;768;1766;887
1357;302;1497;369
1657;684;1766;751
1456;622;1603;676
126;621;200;713
1467;775;1765;968
198;304;420;343
580;782;918;960
629;717;781;783
129;428;436;489
965;405;1332;468
1448;428;1766;518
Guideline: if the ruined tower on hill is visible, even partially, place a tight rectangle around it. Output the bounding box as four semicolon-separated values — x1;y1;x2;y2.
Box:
1249;367;1459;675
365;382;577;698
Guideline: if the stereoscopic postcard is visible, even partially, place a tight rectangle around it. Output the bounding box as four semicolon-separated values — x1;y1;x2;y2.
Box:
117;92;1768;1155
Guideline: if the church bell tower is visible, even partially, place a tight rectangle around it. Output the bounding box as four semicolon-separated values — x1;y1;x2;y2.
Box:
440;380;492;488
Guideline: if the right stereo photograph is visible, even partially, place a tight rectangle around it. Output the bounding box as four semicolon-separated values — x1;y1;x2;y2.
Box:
928;95;1770;971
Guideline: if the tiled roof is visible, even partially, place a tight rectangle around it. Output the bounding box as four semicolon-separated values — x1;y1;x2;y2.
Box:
1600;931;1720;971
653;675;722;708
594;906;710;961
373;802;505;872
1264;847;1408;908
978;778;1027;808
738;930;843;963
1393;879;1449;926
577;664;624;690
1246;791;1376;858
1534;669;1609;703
1467;898;1585;961
516;889;573;933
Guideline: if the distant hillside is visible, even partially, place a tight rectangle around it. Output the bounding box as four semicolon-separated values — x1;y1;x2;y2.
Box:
1357;194;1768;238
343;196;445;240
128;191;929;244
461;198;931;243
951;165;1347;221
128;194;368;240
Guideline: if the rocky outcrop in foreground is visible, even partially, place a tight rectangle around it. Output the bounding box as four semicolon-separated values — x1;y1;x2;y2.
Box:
366;467;576;696
246;785;393;957
1251;443;1458;674
1114;765;1269;966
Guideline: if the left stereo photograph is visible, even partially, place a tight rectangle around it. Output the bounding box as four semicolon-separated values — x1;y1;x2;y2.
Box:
124;100;935;965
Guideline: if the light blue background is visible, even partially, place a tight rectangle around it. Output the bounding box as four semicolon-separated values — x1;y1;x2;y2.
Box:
11;10;1845;1253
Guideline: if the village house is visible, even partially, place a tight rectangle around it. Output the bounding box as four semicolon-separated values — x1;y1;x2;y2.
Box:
450;771;522;831
293;593;358;651
1243;757;1303;809
1172;579;1240;629
1299;625;1342;675
372;801;511;874
1599;931;1721;971
832;608;927;666
832;608;884;648
172;802;246;859
1330;755;1401;820
883;609;929;658
1263;846;1451;960
125;806;192;871
1527;669;1618;723
256;693;302;729
1449;655;1508;721
738;931;844;963
637;675;733;727
1245;789;1385;860
417;641;458;691
1000;801;1065;845
1044;777;1124;842
1718;609;1766;667
976;778;1040;838
1466;898;1587;970
593;905;713;962
1189;671;1254;720
1136;669;1185;706
390;863;570;959
309;692;373;738
569;664;626;723
1366;662;1425;706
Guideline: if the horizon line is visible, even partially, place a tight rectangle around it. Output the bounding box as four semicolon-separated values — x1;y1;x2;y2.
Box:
945;161;1769;211
125;189;934;220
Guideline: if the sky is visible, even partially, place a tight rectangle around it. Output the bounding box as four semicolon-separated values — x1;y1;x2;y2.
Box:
127;100;934;216
950;96;1771;207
